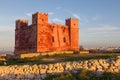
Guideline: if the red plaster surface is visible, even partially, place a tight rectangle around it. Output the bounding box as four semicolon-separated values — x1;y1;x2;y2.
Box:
15;12;79;53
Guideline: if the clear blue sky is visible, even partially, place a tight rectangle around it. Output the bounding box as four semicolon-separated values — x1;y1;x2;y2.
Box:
0;0;120;51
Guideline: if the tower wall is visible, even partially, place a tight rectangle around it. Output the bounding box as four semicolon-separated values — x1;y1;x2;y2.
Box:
49;24;70;51
15;19;37;53
32;12;51;52
32;12;48;25
15;20;28;52
66;18;79;51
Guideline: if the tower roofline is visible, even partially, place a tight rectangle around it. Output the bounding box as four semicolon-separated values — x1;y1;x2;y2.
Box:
32;12;48;16
66;18;79;21
16;19;28;23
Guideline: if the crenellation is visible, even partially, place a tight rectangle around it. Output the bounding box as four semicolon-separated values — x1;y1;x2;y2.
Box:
16;19;28;23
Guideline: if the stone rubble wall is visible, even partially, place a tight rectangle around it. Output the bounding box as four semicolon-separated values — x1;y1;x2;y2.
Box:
0;56;120;80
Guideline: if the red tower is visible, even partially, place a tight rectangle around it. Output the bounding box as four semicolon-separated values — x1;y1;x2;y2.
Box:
66;18;79;51
15;12;79;53
32;12;51;52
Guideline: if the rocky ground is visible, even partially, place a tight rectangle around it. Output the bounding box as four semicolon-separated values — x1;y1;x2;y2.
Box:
0;56;120;80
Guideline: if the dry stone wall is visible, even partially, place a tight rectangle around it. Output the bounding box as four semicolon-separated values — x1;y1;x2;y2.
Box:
0;56;120;80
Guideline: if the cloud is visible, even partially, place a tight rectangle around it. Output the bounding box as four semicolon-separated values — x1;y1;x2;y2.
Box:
89;26;118;32
51;18;64;24
79;16;89;25
54;7;81;21
48;12;55;15
80;15;102;25
54;7;100;25
88;25;119;35
72;14;80;20
63;10;80;20
26;12;34;17
57;7;80;20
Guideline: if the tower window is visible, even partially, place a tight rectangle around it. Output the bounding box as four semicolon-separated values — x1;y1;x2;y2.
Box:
63;28;65;32
51;28;53;32
42;19;44;21
52;36;54;42
63;37;66;42
63;29;65;32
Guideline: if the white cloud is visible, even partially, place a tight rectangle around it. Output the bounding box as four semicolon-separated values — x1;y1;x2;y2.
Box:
80;16;89;25
80;15;101;25
51;7;100;25
26;12;34;17
88;25;119;34
57;8;81;20
51;18;64;24
72;14;80;20
48;12;55;15
89;26;118;32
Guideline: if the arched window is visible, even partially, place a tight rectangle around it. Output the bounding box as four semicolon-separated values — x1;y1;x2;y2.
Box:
51;28;53;32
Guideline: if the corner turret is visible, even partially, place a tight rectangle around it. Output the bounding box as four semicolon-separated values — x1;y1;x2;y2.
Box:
66;18;79;51
32;12;48;25
15;19;28;30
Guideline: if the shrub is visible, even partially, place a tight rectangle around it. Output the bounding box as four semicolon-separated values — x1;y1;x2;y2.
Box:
45;69;120;80
45;72;76;80
0;61;4;66
73;51;79;54
77;69;94;80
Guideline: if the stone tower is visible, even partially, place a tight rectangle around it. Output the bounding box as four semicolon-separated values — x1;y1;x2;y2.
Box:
15;20;28;52
32;12;51;52
15;12;79;53
66;18;79;51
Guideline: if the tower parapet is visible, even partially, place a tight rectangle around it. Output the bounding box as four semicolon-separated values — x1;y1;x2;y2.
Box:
32;12;48;25
16;19;28;30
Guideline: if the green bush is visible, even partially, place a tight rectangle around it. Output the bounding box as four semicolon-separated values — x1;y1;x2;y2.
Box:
0;61;4;66
77;69;95;80
44;75;56;80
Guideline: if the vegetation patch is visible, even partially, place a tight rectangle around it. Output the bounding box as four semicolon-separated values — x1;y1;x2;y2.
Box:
4;53;120;65
45;69;120;80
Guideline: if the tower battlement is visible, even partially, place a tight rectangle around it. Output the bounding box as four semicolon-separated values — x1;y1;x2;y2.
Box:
32;12;48;25
32;12;48;16
16;19;28;23
15;19;28;30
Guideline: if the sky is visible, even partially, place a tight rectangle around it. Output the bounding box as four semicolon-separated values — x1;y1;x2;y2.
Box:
0;0;120;51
